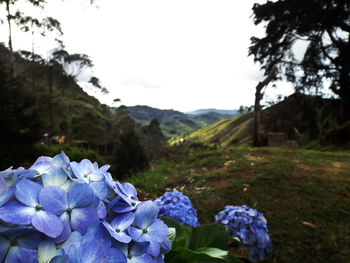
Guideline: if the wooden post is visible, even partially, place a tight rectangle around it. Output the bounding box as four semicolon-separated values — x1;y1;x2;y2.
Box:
253;67;277;147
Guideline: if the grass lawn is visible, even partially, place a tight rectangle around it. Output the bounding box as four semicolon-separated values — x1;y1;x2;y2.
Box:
127;146;350;263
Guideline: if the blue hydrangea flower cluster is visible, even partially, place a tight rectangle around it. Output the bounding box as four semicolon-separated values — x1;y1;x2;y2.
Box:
0;151;171;263
154;189;199;228
215;205;272;262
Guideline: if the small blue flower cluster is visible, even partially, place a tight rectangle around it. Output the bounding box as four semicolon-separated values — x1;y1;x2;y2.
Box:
0;151;171;263
215;205;272;262
154;189;199;228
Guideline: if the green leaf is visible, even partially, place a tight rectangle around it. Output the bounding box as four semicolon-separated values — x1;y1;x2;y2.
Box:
189;224;229;250
168;227;176;243
192;247;228;259
179;247;224;263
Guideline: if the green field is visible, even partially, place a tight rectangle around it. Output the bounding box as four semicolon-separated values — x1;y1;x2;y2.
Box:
127;146;350;262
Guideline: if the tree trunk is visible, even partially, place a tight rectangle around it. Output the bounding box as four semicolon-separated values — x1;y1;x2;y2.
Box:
31;28;36;92
5;1;16;78
49;67;54;135
253;68;277;147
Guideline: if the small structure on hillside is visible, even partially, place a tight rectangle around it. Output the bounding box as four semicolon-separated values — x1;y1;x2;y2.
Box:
267;132;298;148
267;132;287;146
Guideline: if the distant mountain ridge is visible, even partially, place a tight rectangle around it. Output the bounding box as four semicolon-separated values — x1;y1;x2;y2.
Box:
186;108;239;116
127;105;237;139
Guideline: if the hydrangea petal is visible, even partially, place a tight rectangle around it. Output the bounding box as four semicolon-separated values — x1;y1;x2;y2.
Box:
66;245;80;263
17;232;43;249
147;219;168;242
78;223;110;263
128;226;144;242
0;177;5;195
82;222;110;247
122;182;137;198
91;181;109;200
32;210;63;238
0;201;35;225
112;198;135;213
97;201;107;220
52;152;70;167
5;246;37;263
61;231;82;254
154;255;165;263
128;254;153;263
39;186;67;215
160;239;172;254
31;158;52;175
78;241;109;263
129;242;150;256
15;179;42;207
0;186;15;207
67;183;94;208
134;201;159;229
55;212;72;243
71;207;99;235
110;212;135;231
0;236;10;262
50;255;68;263
108;248;127;263
147;240;161;257
42;168;67;187
102;221;131;243
18;169;37;180
100;165;110;173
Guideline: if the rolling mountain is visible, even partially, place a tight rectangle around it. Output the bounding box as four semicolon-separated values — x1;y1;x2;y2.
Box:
127;105;238;139
186;108;239;116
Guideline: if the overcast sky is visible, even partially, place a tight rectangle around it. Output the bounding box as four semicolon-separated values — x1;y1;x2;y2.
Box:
3;0;295;112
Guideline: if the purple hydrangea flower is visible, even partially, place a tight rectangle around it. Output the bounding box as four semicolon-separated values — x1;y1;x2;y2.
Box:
102;212;135;243
154;189;199;228
0;179;64;238
128;201;168;257
215;205;272;261
0;152;171;263
39;182;99;242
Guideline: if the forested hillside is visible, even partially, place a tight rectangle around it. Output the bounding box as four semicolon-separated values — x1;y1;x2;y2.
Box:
0;44;165;176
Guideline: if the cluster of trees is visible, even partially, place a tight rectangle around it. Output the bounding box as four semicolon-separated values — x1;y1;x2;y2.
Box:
249;0;350;145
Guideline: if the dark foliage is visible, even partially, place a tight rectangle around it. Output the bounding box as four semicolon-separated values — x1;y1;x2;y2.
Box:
262;93;341;141
249;0;350;121
113;130;149;178
0;62;43;169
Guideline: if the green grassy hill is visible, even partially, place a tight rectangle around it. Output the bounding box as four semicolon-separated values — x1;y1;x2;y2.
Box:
128;105;237;139
170;112;253;146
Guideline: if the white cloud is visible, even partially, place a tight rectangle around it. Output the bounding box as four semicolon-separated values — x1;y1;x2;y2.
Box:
1;0;294;112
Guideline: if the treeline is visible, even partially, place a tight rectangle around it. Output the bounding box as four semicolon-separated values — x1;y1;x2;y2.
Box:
0;44;167;177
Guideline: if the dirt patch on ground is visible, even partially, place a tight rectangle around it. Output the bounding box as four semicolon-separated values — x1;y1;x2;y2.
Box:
207;171;256;189
294;161;313;173
293;160;347;178
245;154;265;162
326;162;345;174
